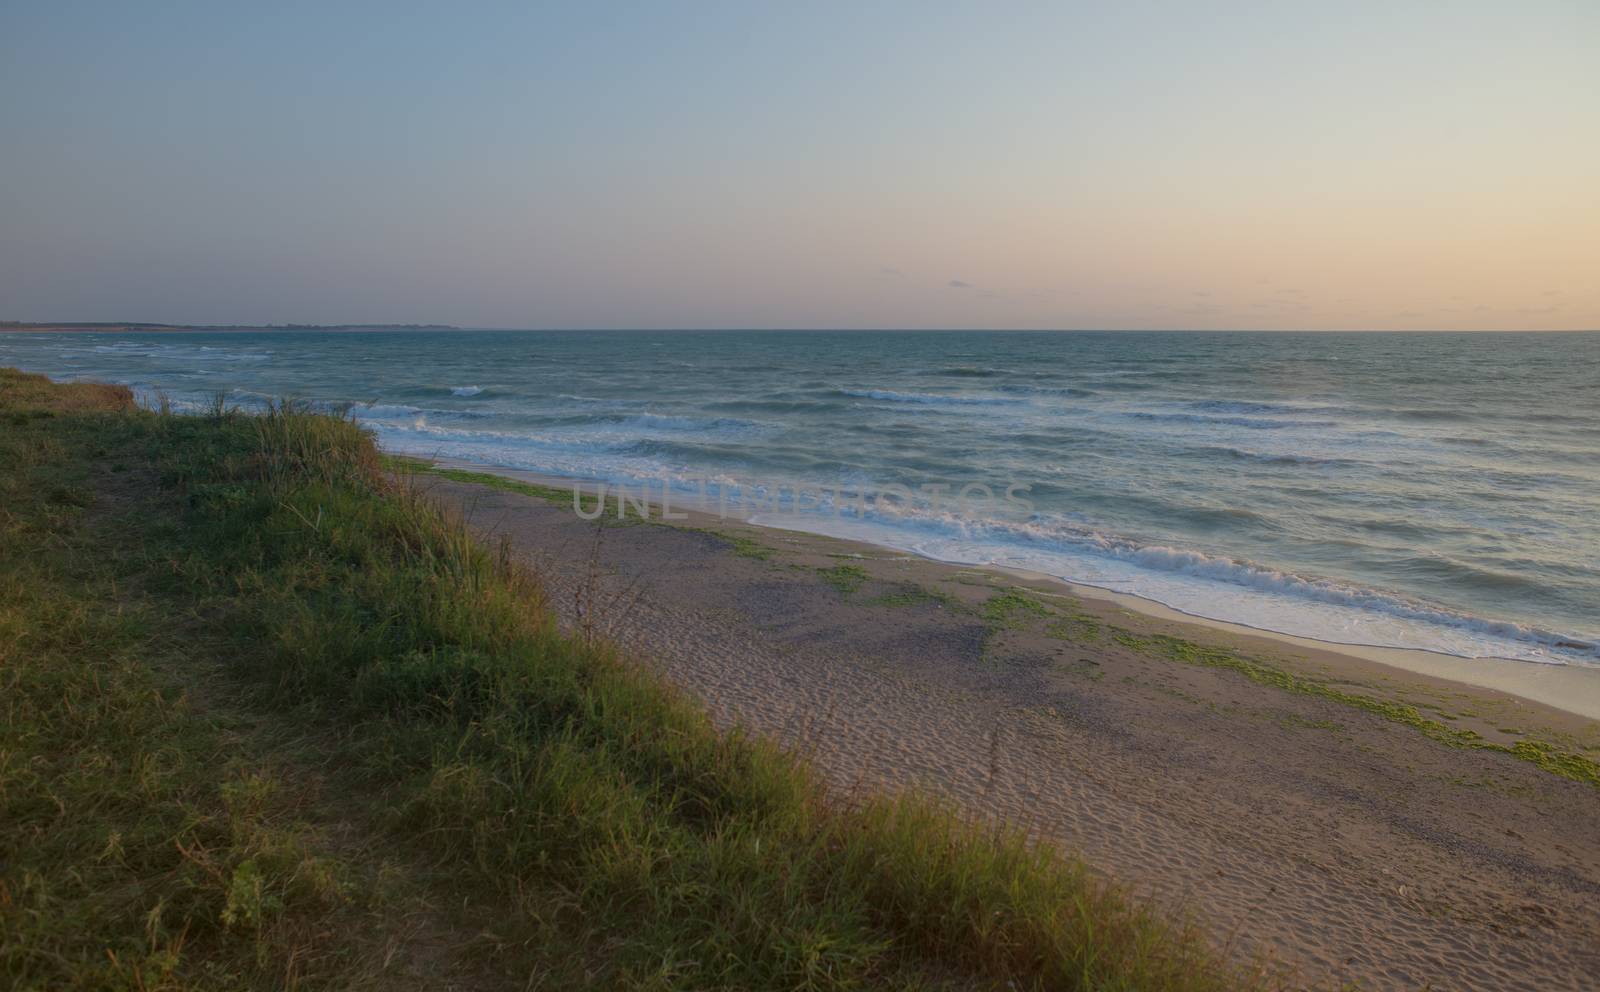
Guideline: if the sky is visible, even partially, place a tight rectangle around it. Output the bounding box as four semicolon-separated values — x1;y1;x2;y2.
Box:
2;1;1596;331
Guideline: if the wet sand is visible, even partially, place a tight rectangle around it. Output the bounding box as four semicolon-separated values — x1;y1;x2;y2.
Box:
413;465;1600;990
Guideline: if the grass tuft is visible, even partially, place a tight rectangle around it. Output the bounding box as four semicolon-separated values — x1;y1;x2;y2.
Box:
1114;631;1600;789
818;563;870;595
983;590;1051;629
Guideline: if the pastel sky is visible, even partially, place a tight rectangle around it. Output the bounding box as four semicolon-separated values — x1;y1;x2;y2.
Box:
2;1;1596;330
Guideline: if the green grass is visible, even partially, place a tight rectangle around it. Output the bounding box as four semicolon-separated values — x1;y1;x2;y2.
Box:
1;375;440;989
1047;614;1104;642
715;532;775;560
982;591;1051;629
818;563;869;595
953;567;1599;791
1;368;1263;990
1113;631;1600;789
685;528;776;561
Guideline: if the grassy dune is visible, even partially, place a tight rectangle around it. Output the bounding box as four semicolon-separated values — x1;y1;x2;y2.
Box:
0;368;1265;990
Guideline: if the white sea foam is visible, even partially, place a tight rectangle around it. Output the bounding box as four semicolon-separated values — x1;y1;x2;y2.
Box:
748;504;1600;665
613;412;760;433
93;343;270;363
1176;399;1352;417
1124;411;1339;430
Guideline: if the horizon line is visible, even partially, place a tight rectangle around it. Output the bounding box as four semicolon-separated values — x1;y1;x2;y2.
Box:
5;321;1598;335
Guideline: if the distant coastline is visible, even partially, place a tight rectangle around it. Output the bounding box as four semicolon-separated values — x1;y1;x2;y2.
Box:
0;321;460;334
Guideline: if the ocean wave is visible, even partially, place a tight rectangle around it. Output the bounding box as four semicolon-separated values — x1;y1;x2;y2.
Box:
1192;445;1356;467
1124;411;1338;430
777;504;1600;663
351;402;492;423
997;384;1097;399
1179;399;1349;417
92;343;271;363
1510;411;1600;426
1081;542;1594;658
1388;408;1474;422
610;412;764;434
352;401;435;419
355;403;425;420
1086;379;1158;391
1087;368;1190;380
369;420;632;458
931;366;1010;377
450;385;484;397
704;397;845;414
837;388;1024;407
371;409;764;448
618;438;769;463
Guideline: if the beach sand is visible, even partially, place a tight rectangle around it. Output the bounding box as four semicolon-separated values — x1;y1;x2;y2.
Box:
415;466;1600;991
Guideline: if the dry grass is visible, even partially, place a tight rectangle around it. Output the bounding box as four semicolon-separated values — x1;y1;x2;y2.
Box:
0;366;134;414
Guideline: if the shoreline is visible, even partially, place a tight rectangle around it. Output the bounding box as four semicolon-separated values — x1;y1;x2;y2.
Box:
410;453;1600;989
422;454;1600;724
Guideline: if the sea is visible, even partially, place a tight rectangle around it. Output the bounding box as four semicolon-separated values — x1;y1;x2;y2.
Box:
5;329;1597;666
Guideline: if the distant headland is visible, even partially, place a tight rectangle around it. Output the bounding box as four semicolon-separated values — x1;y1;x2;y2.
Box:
0;321;460;333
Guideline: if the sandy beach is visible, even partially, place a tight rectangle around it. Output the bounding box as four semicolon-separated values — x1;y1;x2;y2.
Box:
411;462;1600;991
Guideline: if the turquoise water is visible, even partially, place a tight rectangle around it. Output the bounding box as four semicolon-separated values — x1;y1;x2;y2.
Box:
5;329;1598;665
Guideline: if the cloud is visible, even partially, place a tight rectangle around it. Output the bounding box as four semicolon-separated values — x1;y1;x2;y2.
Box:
947;279;972;288
878;266;904;277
